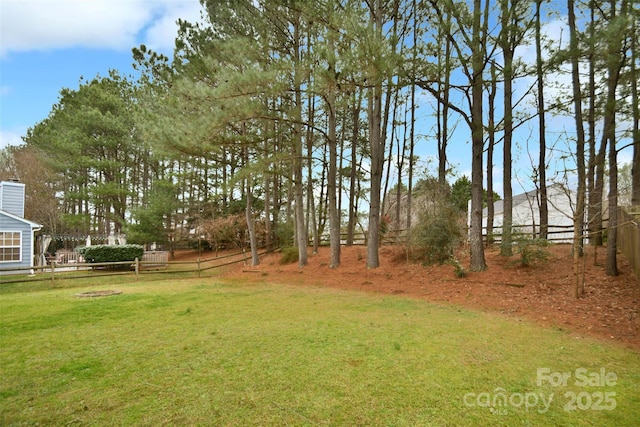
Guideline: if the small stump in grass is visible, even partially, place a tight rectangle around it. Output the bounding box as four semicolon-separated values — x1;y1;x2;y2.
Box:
74;290;122;298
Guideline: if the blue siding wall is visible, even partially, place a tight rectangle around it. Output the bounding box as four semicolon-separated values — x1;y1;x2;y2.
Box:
0;181;25;218
0;214;33;272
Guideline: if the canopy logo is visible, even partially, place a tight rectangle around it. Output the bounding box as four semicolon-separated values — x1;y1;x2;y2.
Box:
463;367;618;415
463;388;553;415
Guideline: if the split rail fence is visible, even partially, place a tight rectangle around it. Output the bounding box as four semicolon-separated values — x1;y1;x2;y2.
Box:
0;247;275;285
310;224;575;247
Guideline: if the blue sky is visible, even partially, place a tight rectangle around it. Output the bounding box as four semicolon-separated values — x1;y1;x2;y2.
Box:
0;0;203;149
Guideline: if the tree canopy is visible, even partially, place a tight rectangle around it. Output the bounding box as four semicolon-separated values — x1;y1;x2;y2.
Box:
5;0;638;275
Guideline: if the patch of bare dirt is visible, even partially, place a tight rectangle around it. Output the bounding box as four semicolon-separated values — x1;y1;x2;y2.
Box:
184;245;640;351
74;290;123;298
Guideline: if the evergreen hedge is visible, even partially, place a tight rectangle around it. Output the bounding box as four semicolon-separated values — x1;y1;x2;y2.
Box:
78;244;144;264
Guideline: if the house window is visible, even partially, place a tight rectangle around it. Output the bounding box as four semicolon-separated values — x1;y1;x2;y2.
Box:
0;231;21;262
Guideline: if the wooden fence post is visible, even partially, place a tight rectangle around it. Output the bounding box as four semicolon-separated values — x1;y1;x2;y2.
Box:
50;262;55;284
197;257;201;278
135;257;139;278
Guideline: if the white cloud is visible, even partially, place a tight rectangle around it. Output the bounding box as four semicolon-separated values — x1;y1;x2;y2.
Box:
142;1;205;53
0;0;204;57
0;129;25;150
514;18;569;64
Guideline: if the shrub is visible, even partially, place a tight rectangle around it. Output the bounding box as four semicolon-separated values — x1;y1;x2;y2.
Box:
274;219;295;248
279;247;299;265
78;244;144;264
202;214;245;249
448;256;467;278
188;239;212;251
409;204;464;265
201;214;270;249
508;233;550;267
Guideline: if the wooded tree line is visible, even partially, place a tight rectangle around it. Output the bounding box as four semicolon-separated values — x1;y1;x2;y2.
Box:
1;0;638;278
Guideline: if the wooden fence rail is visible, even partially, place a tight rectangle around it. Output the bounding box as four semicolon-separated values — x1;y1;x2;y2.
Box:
481;224;575;243
0;247;275;285
310;224;576;246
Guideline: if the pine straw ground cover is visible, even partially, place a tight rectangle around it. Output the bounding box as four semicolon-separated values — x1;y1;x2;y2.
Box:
1;274;639;426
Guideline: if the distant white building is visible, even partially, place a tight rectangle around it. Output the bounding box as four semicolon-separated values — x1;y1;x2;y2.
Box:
478;184;576;243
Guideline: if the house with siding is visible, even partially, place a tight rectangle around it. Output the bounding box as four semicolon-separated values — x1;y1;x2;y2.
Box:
480;184;576;243
0;181;42;274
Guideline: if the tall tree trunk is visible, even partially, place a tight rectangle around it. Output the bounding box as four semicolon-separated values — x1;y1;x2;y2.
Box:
366;0;385;269
379;0;400;219
264;148;272;249
631;2;640;206
587;0;599;247
347;90;361;246
292;12;307;267
536;0;548;240
606;134;619;276
405;0;418;236
500;0;514;257
237;130;259;266
328;103;340;267
316;140;327;249
605;0;628;276
487;63;497;246
338;112;347;232
395;102;408;232
327;35;340;268
407;62;416;232
245;163;259;266
367;86;384;268
383;90;400;214
307;93;319;253
437;11;452;186
592;136;608;248
469;0;487;271
568;0;587;296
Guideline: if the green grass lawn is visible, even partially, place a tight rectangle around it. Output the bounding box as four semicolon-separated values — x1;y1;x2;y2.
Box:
1;276;639;426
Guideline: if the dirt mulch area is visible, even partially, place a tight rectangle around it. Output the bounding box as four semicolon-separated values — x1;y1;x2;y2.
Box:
74;290;123;298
